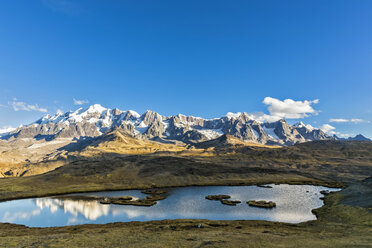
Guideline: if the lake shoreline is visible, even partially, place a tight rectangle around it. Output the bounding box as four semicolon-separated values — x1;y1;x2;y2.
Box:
0;179;344;203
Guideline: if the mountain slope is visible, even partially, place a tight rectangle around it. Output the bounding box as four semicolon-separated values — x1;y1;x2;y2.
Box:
78;129;192;156
194;134;280;150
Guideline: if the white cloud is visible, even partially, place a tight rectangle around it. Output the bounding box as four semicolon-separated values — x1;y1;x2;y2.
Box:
319;124;354;138
247;112;282;123
350;118;365;123
2;209;41;222
8;99;47;113
73;98;89;105
329;118;367;124
329;118;348;123
338;133;352;138
247;97;320;122
263;97;319;119
320;124;336;134
0;126;15;136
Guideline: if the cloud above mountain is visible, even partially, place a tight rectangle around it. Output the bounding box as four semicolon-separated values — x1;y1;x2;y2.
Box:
329;118;367;123
247;112;282;123
8;99;47;113
0;126;15;136
320;124;336;134
247;97;320;122
319;123;352;137
263;97;319;119
73;98;89;105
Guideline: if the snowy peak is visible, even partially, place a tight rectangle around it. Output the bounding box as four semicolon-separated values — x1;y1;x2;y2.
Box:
293;121;315;131
3;104;347;146
35;104;114;126
85;104;107;113
127;110;140;119
226;112;242;119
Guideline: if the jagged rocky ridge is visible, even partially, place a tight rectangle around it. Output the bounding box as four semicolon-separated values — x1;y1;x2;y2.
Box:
2;104;337;146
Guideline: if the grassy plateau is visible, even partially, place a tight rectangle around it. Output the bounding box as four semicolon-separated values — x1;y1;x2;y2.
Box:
0;140;371;247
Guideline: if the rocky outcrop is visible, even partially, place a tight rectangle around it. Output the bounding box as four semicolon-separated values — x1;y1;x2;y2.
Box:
262;119;305;145
144;118;166;139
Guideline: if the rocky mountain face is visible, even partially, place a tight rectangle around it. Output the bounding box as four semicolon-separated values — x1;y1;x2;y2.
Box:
2;104;335;146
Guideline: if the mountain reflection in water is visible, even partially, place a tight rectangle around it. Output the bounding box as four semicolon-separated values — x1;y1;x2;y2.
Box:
35;198;110;220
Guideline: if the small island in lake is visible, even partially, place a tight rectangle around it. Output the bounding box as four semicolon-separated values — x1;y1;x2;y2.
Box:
257;185;273;188
100;196;133;204
205;195;231;200
206;194;241;206
247;200;276;208
221;199;241;206
99;189;168;206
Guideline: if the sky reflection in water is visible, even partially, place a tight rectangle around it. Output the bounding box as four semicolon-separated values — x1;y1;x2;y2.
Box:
0;185;340;227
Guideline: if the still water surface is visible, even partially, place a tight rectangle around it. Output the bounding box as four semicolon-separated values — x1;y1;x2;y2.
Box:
0;184;340;227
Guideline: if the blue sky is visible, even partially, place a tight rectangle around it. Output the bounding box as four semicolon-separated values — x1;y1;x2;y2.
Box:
0;0;371;138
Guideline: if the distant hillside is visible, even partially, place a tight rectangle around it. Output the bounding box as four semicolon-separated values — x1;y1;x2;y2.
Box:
334;134;371;141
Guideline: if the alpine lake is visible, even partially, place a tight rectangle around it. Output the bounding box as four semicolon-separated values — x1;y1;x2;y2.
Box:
0;184;340;227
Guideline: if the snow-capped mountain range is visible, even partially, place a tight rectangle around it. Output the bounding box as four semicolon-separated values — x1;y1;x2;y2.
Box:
1;104;369;146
